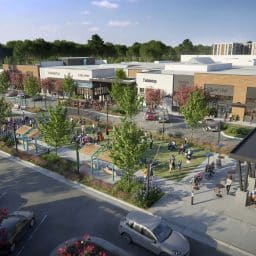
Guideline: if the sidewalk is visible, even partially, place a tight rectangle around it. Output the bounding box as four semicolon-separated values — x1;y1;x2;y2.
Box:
150;154;256;256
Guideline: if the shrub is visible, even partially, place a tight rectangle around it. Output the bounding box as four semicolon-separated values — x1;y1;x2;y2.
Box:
225;125;252;138
133;185;163;208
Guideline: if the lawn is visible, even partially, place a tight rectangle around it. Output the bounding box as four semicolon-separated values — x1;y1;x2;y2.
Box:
146;141;207;181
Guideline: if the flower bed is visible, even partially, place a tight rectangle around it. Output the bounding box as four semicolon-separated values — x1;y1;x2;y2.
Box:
51;235;125;256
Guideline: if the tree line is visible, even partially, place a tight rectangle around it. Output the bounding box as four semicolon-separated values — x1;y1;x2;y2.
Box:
0;35;212;65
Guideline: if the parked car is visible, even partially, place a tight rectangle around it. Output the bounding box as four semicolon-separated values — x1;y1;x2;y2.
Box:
5;90;18;97
0;210;35;253
119;211;190;256
158;110;171;123
17;92;30;98
32;94;43;101
145;111;158;121
202;118;220;132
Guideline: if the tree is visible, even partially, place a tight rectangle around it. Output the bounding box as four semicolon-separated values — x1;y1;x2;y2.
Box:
9;72;24;90
23;75;40;108
110;82;142;119
87;34;104;56
0;97;11;125
181;88;209;130
0;71;10;94
144;88;162;111
37;104;73;154
110;120;147;182
115;69;127;80
173;86;197;108
62;74;76;99
54;80;63;100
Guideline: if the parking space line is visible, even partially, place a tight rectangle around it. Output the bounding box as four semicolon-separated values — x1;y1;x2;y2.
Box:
0;191;7;199
28;214;47;241
15;246;24;256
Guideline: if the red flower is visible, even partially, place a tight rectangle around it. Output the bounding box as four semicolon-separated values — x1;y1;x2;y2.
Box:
85;243;95;253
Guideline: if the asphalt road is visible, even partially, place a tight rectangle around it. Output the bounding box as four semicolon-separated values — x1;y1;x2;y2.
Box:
0;153;230;256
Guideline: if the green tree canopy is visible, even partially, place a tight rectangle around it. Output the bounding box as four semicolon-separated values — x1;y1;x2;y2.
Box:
110;120;147;179
23;75;40;107
37;104;73;154
0;97;11;125
110;81;142;119
62;74;76;98
181;88;209;129
0;71;10;94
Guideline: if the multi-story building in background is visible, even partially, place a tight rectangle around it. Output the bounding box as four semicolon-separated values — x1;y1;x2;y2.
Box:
212;42;256;55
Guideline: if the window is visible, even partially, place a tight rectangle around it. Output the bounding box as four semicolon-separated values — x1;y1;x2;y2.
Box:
132;223;142;233
142;228;155;240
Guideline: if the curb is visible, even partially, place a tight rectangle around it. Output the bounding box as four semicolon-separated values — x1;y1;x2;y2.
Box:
0;150;254;256
220;131;243;140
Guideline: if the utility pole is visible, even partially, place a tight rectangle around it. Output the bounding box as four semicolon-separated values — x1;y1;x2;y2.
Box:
13;122;17;152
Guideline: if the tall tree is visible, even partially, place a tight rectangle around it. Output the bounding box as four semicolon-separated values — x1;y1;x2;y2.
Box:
9;72;24;90
181;88;209;130
173;86;197;108
62;74;76;99
0;97;11;126
23;75;40;108
110;120;147;182
110;82;142;119
37;104;72;154
144;88;162;111
87;34;104;56
0;71;10;94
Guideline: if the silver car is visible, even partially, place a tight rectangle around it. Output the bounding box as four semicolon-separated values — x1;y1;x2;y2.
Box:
118;211;190;256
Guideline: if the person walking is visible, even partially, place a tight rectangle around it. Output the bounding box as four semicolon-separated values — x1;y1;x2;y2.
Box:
226;175;233;195
177;160;182;171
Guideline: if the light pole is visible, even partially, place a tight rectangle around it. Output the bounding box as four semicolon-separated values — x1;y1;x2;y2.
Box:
73;131;80;174
106;99;109;146
13;121;17;152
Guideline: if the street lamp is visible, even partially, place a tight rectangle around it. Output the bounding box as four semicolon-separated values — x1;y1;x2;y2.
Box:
73;130;80;174
13;121;17;152
105;99;109;146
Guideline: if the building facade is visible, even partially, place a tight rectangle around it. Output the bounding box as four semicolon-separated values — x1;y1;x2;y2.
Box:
212;42;256;55
194;72;256;121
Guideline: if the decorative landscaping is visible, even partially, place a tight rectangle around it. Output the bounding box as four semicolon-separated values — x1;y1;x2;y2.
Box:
51;235;113;256
222;123;253;138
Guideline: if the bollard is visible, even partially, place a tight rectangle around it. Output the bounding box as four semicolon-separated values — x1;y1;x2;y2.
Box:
191;190;194;205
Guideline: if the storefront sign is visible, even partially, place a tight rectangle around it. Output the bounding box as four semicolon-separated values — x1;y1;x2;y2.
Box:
143;78;157;83
205;84;234;96
78;73;89;78
48;71;60;76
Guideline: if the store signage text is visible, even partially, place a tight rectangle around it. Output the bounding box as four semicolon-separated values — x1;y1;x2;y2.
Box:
143;78;157;83
78;73;89;78
48;71;60;76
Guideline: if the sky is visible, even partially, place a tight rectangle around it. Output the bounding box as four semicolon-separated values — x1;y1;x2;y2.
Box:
1;0;256;47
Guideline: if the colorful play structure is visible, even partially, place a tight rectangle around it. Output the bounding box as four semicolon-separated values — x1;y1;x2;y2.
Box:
81;144;121;182
15;125;41;153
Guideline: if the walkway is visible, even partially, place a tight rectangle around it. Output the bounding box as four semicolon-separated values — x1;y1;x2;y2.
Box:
150;154;256;256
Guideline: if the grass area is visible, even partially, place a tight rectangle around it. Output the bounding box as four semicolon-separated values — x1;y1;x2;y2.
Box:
222;123;253;138
147;141;206;181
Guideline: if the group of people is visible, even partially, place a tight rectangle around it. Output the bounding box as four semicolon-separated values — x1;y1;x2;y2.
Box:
169;154;182;172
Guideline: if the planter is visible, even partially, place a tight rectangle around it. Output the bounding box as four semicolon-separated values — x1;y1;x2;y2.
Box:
50;236;131;256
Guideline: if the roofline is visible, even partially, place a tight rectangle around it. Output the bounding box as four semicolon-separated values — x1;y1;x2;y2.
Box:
229;128;256;163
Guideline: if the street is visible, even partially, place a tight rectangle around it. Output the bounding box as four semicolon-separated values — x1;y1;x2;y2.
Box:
0;153;230;256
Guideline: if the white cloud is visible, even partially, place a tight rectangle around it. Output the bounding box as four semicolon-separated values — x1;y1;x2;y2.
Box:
81;10;90;15
91;0;119;9
108;20;131;27
81;21;90;25
88;26;100;32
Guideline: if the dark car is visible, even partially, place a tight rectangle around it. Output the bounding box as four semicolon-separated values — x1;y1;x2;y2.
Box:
0;210;35;253
145;112;158;121
158;110;171;123
202;118;220;132
32;94;43;101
